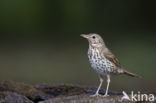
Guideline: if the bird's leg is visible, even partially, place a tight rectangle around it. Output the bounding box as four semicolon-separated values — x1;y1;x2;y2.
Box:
91;75;103;97
103;75;110;97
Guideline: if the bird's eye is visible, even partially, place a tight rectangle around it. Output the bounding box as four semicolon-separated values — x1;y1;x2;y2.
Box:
92;36;96;39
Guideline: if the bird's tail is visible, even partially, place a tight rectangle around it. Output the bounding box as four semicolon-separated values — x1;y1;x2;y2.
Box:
124;70;141;78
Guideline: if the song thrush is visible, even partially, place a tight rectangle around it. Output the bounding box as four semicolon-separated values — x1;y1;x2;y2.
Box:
80;33;140;97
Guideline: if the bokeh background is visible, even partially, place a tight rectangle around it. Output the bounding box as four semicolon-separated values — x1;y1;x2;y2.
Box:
0;0;156;92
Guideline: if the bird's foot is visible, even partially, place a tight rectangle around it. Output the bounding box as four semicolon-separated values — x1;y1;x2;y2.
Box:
90;93;102;97
102;94;109;97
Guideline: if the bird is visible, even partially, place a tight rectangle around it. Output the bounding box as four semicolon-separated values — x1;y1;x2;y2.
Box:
80;33;140;97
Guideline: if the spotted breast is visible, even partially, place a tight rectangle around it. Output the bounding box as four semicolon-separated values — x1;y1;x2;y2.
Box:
88;47;116;75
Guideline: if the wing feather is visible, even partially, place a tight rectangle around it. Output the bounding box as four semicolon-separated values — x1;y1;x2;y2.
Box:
102;48;121;67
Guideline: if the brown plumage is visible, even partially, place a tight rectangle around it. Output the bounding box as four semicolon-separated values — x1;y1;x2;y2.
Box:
81;33;140;97
102;46;140;77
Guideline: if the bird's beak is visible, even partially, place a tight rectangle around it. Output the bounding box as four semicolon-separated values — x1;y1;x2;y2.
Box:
80;34;89;39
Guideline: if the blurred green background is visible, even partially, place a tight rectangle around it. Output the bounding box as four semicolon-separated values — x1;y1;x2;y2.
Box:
0;0;156;92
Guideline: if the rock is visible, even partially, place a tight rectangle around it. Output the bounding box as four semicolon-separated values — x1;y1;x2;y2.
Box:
0;81;52;102
38;95;129;103
0;91;33;103
35;84;126;103
35;84;87;97
0;81;155;103
35;84;122;97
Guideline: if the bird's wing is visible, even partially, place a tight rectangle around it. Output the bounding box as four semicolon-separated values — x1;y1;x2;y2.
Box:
102;48;122;68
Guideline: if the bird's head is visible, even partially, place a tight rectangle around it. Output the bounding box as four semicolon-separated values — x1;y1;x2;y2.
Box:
80;33;105;48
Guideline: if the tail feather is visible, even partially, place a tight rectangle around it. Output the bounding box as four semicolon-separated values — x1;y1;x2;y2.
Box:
124;70;141;78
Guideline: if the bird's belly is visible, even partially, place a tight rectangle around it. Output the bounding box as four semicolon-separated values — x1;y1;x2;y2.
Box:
89;57;114;75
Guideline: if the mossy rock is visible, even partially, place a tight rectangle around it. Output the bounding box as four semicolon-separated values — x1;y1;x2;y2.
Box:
0;91;33;103
39;95;130;103
0;81;52;102
0;81;155;103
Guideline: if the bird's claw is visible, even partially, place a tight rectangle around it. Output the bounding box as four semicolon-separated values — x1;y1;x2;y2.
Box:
102;94;109;97
91;93;109;97
90;93;102;97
